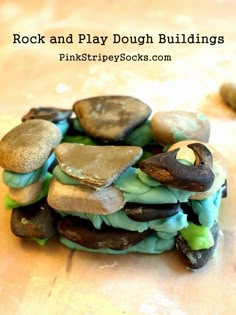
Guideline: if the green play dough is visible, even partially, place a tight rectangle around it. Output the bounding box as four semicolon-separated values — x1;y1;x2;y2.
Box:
180;222;214;250
53;165;82;185
59;232;175;254
3;172;52;209
62;135;96;145
136;168;161;187
114;167;151;194
124;120;156;146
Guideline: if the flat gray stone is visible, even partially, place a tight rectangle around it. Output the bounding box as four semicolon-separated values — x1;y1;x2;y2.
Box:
73;95;152;142
55;143;143;188
47;178;125;215
0;119;62;173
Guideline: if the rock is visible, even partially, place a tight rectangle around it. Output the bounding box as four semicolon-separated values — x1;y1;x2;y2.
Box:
0;119;62;173
219;82;236;111
168;140;227;200
125;202;180;221
55;143;143;188
57;216;151;250
151;111;210;145
73;95;152;142
139;143;215;192
21;107;72;122
175;222;219;269
10;198;59;239
47;178;125;215
8;180;43;204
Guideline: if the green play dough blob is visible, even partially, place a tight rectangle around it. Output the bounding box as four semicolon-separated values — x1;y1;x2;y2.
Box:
53;165;81;185
180;222;214;250
31;237;51;246
136;168;161;187
2;153;55;188
62;135;96;145
3;172;52;209
59;233;175;254
124;120;156;146
114;167;151;194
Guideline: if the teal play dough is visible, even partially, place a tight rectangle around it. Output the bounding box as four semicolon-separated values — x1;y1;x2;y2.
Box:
2;153;55;188
114;167;151;194
136;168;162;187
190;187;223;228
56;119;70;136
123;186;178;204
58;208;188;234
59;232;175;254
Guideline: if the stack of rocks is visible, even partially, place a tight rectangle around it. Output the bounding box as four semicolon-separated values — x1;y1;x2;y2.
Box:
0;96;227;270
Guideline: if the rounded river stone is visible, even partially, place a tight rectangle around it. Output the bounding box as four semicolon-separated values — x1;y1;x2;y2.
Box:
0;119;62;173
151;111;210;145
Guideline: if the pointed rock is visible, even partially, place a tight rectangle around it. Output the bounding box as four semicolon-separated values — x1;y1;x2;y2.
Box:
55;143;143;188
73;95;152;142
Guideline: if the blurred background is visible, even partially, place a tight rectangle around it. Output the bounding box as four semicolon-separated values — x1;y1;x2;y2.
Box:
1;0;236;119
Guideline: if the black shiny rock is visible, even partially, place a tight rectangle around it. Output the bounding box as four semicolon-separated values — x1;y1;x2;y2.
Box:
221;180;227;198
125;202;180;221
181;203;200;225
175;221;219;270
11;198;59;239
57;216;151;250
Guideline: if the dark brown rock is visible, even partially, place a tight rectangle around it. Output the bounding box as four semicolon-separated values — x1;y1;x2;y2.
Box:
57;216;152;250
73;95;152;142
10;198;59;239
175;222;219;269
139;143;215;192
125;202;180;221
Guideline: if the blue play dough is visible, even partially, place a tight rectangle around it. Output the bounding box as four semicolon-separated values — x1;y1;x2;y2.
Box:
190;187;223;228
2;153;55;188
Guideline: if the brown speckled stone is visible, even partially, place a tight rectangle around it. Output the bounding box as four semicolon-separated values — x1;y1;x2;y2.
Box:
73;95;152;142
0;119;62;173
55;143;143;188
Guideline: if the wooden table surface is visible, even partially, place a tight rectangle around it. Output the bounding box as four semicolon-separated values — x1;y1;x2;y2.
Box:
0;1;236;314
